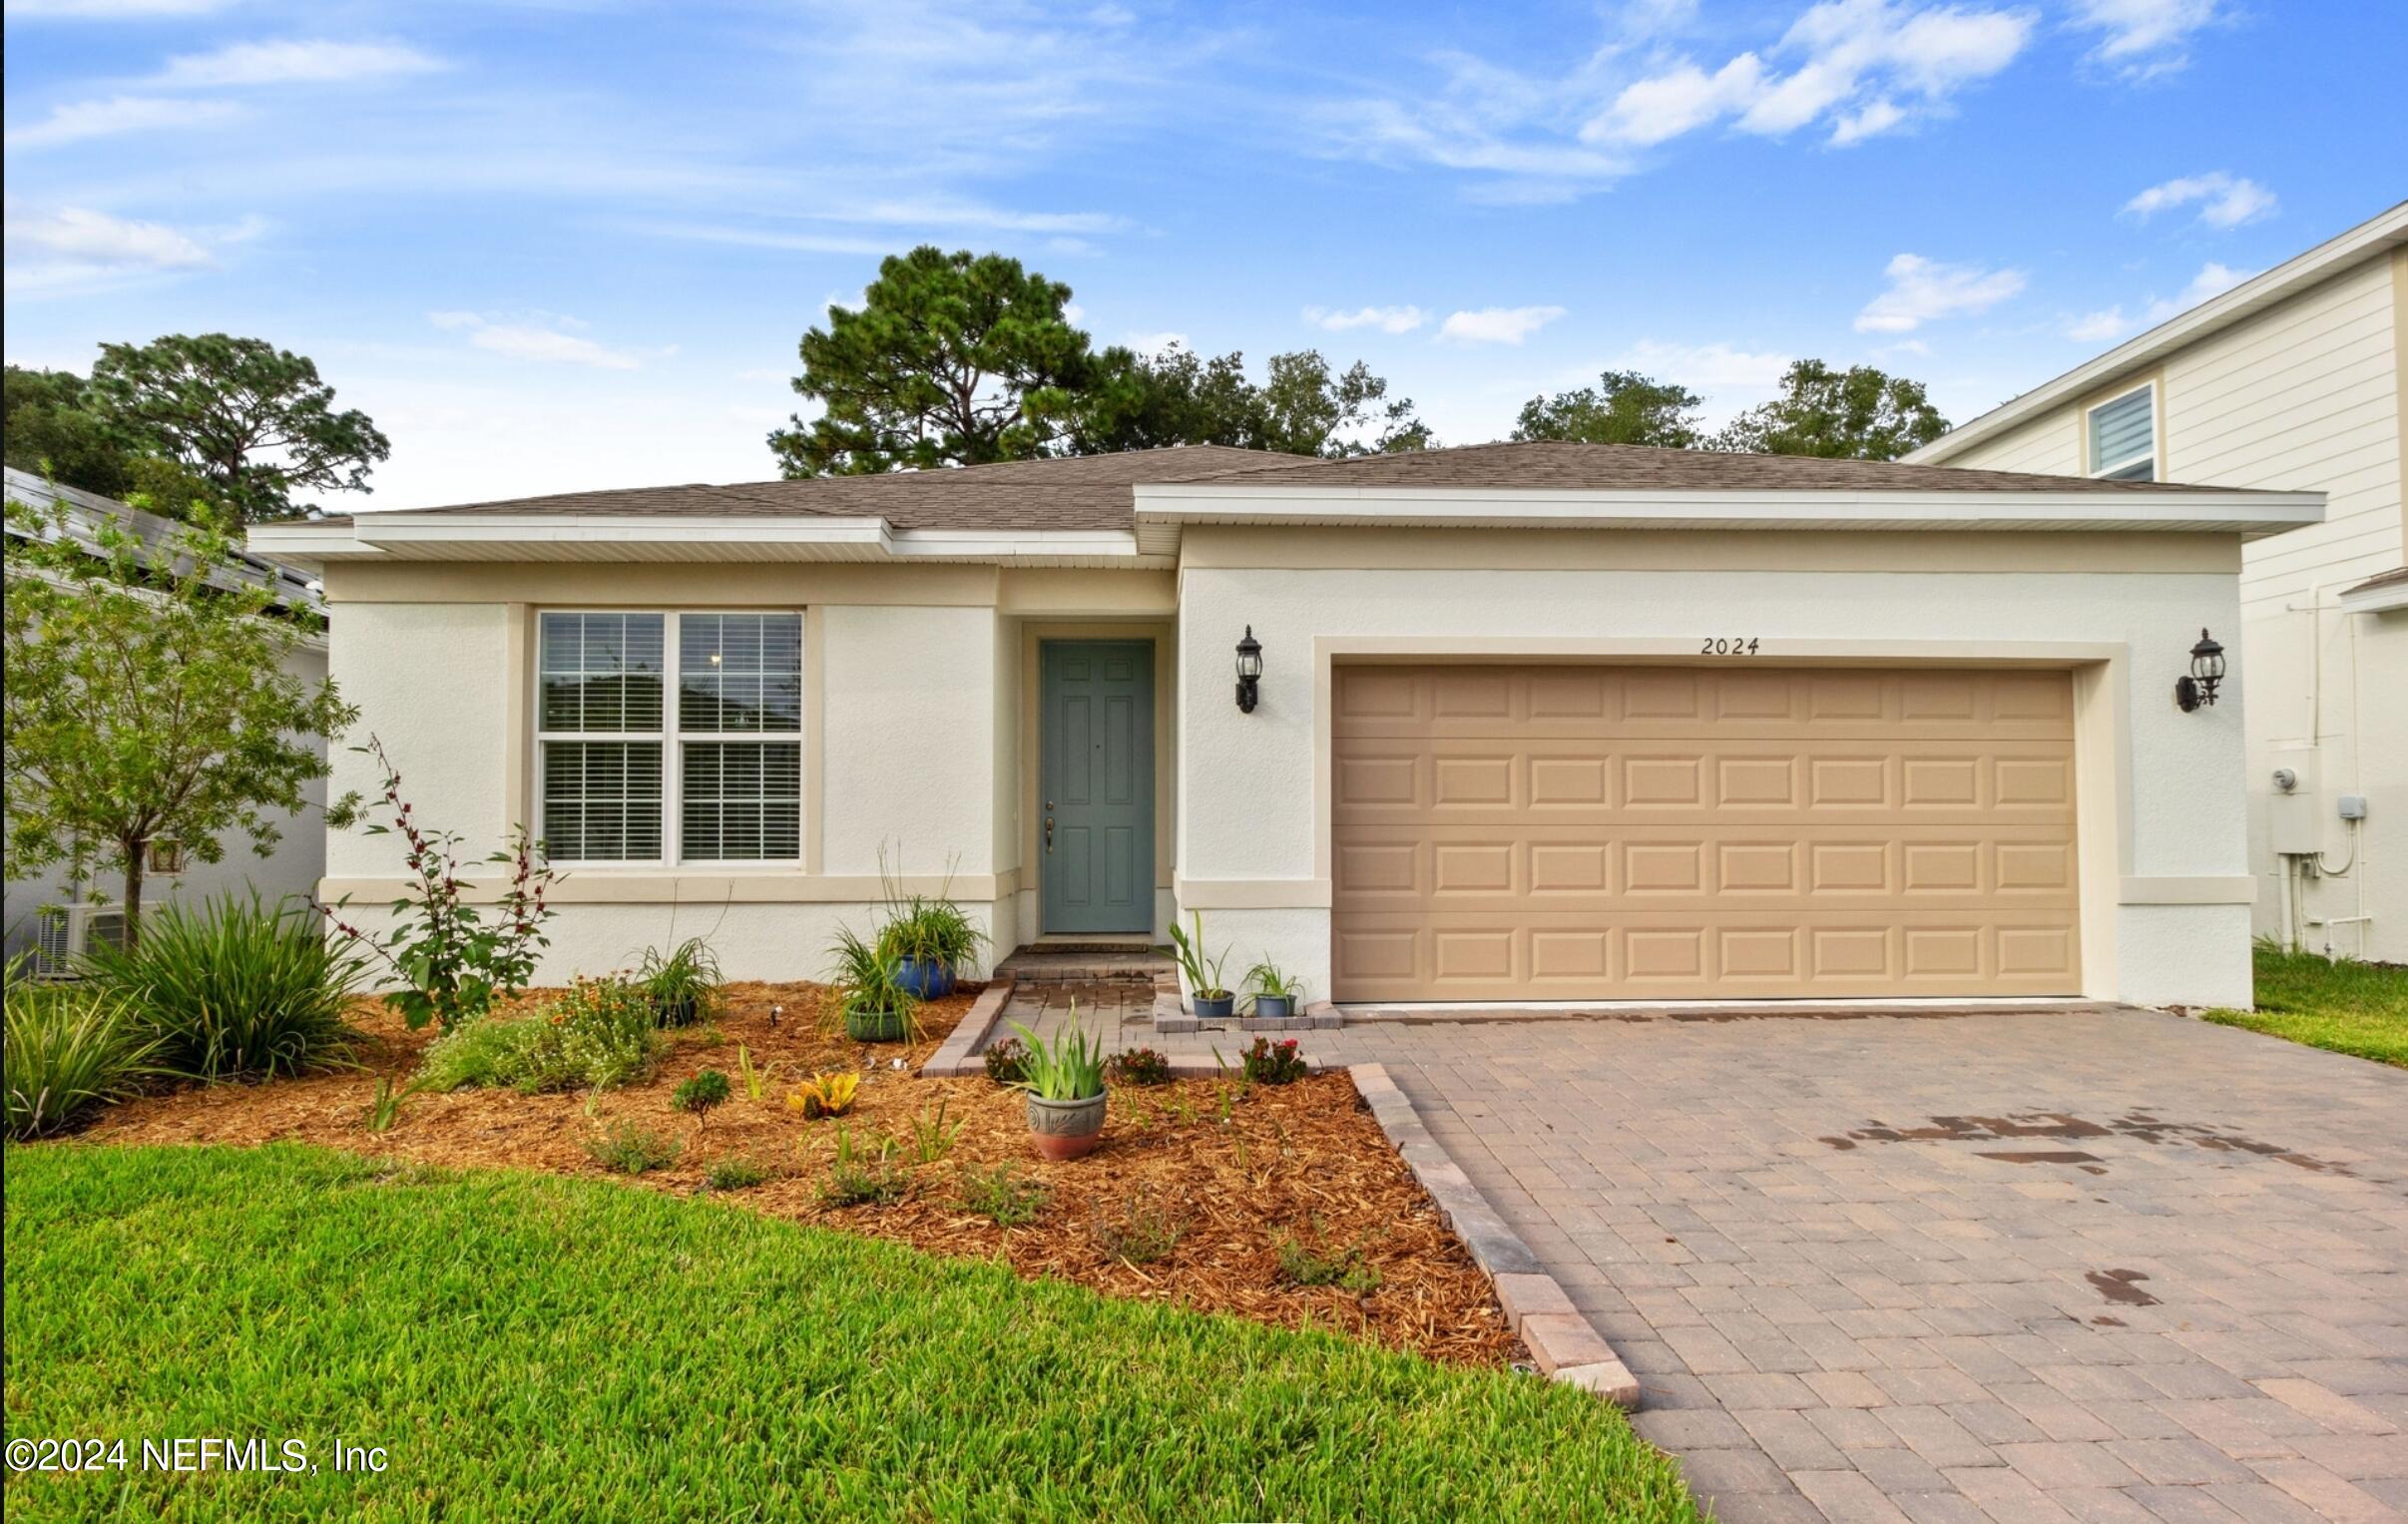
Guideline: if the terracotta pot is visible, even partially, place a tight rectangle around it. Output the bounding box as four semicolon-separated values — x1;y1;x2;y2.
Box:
1026;1092;1107;1161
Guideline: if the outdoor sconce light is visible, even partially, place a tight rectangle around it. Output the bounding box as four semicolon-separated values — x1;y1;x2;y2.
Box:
2174;628;2225;713
1234;626;1263;714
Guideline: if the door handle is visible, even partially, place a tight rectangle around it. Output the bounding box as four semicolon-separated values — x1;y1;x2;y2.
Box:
1045;815;1055;853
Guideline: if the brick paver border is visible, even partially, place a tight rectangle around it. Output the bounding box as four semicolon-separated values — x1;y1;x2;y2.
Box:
919;978;1016;1078
1351;1061;1642;1408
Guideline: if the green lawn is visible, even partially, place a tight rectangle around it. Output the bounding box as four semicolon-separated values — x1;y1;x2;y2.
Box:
2205;943;2408;1068
3;1144;1698;1523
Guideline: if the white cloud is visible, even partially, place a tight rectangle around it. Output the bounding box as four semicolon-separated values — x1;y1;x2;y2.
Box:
1854;252;2025;333
2;201;225;294
1124;330;1188;355
429;311;642;371
2124;172;2275;229
813;200;1126;236
1589;0;2034;150
5;95;244;150
1303;304;1428;334
156;39;444;89
2070;0;2223;77
1438;305;1567;345
1617;338;1793;391
2064;260;2255;344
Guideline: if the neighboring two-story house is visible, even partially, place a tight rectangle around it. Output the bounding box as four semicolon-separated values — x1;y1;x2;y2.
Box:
1909;203;2408;964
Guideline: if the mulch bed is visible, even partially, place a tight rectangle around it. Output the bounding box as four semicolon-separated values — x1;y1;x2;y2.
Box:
84;981;1521;1367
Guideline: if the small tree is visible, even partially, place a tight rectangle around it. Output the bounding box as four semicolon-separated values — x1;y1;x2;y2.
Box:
2;493;357;942
87;333;391;524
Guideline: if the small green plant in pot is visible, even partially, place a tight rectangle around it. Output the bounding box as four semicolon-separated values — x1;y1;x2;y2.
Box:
828;926;918;1043
1169;911;1234;1020
877;895;984;1000
1245;957;1305;1021
637;937;722;1027
1010;1010;1108;1162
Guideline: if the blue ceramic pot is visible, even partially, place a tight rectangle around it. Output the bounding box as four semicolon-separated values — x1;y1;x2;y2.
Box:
1251;995;1295;1021
1193;992;1235;1020
895;957;956;999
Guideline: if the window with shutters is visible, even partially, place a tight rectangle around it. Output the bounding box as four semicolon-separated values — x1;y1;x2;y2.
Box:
2086;383;2157;481
535;611;802;864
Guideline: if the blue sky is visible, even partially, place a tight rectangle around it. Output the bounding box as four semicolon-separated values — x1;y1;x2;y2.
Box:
4;1;2402;510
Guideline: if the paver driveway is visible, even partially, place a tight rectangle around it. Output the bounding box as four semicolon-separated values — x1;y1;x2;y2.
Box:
1346;1009;2408;1523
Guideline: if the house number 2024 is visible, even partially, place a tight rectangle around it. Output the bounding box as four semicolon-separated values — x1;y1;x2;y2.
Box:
1700;637;1760;656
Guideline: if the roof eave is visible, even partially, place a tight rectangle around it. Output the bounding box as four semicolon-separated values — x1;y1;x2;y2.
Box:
245;515;1162;569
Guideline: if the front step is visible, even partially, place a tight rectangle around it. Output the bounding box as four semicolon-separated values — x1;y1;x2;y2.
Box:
995;945;1178;986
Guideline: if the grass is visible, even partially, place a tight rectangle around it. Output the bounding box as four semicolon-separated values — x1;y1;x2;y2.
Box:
3;1144;1698;1523
2204;943;2408;1068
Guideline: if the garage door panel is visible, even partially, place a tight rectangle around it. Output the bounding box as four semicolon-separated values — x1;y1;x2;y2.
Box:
1330;664;2081;1001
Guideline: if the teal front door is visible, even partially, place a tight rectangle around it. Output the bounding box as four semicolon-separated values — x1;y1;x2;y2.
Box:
1040;641;1155;934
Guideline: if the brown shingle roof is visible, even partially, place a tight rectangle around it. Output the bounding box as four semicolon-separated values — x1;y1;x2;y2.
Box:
1185;439;2291;496
305;440;2295;536
2343;566;2408;596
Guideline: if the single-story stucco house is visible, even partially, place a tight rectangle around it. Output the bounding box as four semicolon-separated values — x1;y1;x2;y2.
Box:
249;441;2323;1011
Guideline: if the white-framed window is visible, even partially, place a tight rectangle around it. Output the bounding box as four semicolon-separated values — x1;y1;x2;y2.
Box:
535;610;802;865
2086;383;2157;481
143;838;188;875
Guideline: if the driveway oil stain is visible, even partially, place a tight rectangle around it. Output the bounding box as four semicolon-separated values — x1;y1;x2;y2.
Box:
2086;1269;2162;1307
1821;1111;2355;1177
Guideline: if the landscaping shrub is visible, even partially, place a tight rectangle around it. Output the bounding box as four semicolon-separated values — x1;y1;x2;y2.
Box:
906;1099;963;1164
3;964;160;1139
704;1155;770;1192
1275;1230;1381;1292
818;1126;907;1206
981;1036;1029;1085
637;936;723;1027
875;893;984;974
1092;1194;1185;1265
675;1068;731;1122
1239;1036;1307;1086
786;1070;859;1119
958;1163;1048;1227
415;976;662;1094
80;890;365;1081
585;1120;682;1176
1106;1045;1173;1086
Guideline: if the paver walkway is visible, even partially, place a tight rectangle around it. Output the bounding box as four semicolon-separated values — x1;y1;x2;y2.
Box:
987;995;2408;1519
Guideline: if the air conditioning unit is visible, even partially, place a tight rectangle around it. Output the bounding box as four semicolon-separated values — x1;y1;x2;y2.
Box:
31;903;128;975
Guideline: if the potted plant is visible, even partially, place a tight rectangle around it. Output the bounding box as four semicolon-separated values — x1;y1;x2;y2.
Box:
1010;1012;1108;1161
1169;910;1234;1020
876;894;983;1000
828;926;918;1043
1245;958;1304;1021
637;936;722;1027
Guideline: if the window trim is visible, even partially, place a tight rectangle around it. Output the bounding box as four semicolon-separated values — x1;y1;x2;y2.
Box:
533;609;804;869
2084;380;2160;481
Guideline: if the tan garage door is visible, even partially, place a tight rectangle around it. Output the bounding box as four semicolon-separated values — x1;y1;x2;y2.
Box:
1330;665;2081;1002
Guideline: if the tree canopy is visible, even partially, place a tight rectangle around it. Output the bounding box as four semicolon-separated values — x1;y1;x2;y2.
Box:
3;494;356;940
1713;359;1949;460
85;333;390;523
771;246;1429;472
769;248;1096;476
1512;369;1706;448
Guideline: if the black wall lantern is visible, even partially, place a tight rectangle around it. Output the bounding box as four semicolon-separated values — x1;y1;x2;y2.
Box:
2173;628;2225;713
1234;626;1263;713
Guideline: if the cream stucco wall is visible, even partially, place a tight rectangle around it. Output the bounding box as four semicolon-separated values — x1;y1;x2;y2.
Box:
1174;532;2251;1008
1921;249;2406;961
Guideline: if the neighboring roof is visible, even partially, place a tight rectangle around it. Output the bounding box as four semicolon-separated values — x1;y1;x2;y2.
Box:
2339;567;2408;614
4;465;324;614
1184;438;2290;496
1908;201;2408;465
249;440;2323;570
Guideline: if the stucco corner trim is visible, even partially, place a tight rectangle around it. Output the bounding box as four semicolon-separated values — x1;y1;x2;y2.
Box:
1171;874;1333;910
2118;875;2256;906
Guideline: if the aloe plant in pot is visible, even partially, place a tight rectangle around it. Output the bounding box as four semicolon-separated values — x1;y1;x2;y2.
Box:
1011;1010;1108;1162
1245;958;1304;1021
828;926;919;1043
1169;911;1234;1020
